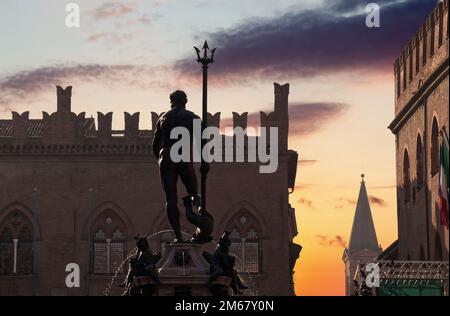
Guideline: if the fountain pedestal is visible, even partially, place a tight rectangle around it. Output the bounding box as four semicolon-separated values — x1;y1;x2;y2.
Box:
137;243;212;296
133;242;235;296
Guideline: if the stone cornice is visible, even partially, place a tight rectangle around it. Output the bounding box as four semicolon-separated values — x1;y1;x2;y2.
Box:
389;58;449;134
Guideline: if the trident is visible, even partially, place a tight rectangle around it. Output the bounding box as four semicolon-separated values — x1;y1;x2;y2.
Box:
194;41;216;212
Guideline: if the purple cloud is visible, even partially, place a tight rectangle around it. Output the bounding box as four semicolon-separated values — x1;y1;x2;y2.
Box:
0;64;165;109
175;0;435;82
220;102;348;137
369;195;388;207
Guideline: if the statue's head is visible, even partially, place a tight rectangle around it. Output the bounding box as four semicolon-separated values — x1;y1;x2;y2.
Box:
219;231;232;250
135;234;150;252
170;90;188;108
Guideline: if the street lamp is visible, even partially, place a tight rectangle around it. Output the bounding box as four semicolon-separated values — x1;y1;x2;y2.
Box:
194;41;216;212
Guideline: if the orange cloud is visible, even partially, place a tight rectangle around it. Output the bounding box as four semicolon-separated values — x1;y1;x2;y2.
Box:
298;159;317;166
334;195;388;208
298;198;315;210
316;234;348;248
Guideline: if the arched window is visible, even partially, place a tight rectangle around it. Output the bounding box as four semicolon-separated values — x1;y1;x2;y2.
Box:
403;149;411;204
431;118;440;176
416;134;424;190
0;211;33;275
226;211;261;274
91;209;126;275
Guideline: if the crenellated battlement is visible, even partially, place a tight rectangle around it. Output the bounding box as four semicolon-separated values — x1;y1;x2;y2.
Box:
0;83;291;156
394;0;449;114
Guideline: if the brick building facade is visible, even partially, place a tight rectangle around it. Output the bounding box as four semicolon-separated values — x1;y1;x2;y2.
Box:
388;0;449;262
0;83;300;296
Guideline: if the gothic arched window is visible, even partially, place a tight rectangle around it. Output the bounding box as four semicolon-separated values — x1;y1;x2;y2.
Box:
226;212;261;274
431;118;440;176
91;209;126;275
0;211;34;275
403;149;411;204
416;134;425;190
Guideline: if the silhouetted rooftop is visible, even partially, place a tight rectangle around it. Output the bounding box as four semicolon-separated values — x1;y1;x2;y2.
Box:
348;175;380;254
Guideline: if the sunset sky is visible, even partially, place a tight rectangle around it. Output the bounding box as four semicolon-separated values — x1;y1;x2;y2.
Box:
0;0;438;295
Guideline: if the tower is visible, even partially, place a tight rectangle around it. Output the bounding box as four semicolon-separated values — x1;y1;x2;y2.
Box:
342;175;382;296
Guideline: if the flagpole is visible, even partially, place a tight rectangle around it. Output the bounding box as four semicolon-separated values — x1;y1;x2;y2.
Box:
440;126;449;144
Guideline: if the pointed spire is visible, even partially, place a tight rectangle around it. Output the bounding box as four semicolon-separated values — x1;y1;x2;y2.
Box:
348;175;380;254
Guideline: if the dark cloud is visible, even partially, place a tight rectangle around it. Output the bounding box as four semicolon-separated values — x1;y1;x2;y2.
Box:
221;102;348;137
368;195;388;207
316;234;348;248
335;195;388;208
175;0;435;82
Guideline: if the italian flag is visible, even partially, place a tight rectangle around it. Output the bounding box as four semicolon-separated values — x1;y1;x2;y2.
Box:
439;129;449;229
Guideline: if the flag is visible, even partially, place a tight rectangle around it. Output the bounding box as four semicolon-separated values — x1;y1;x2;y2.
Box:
439;129;449;229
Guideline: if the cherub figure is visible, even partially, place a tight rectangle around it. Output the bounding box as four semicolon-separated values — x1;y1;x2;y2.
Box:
203;231;248;296
120;234;162;296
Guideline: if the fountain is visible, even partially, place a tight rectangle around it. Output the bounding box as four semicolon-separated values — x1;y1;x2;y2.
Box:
108;42;250;297
104;229;251;296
